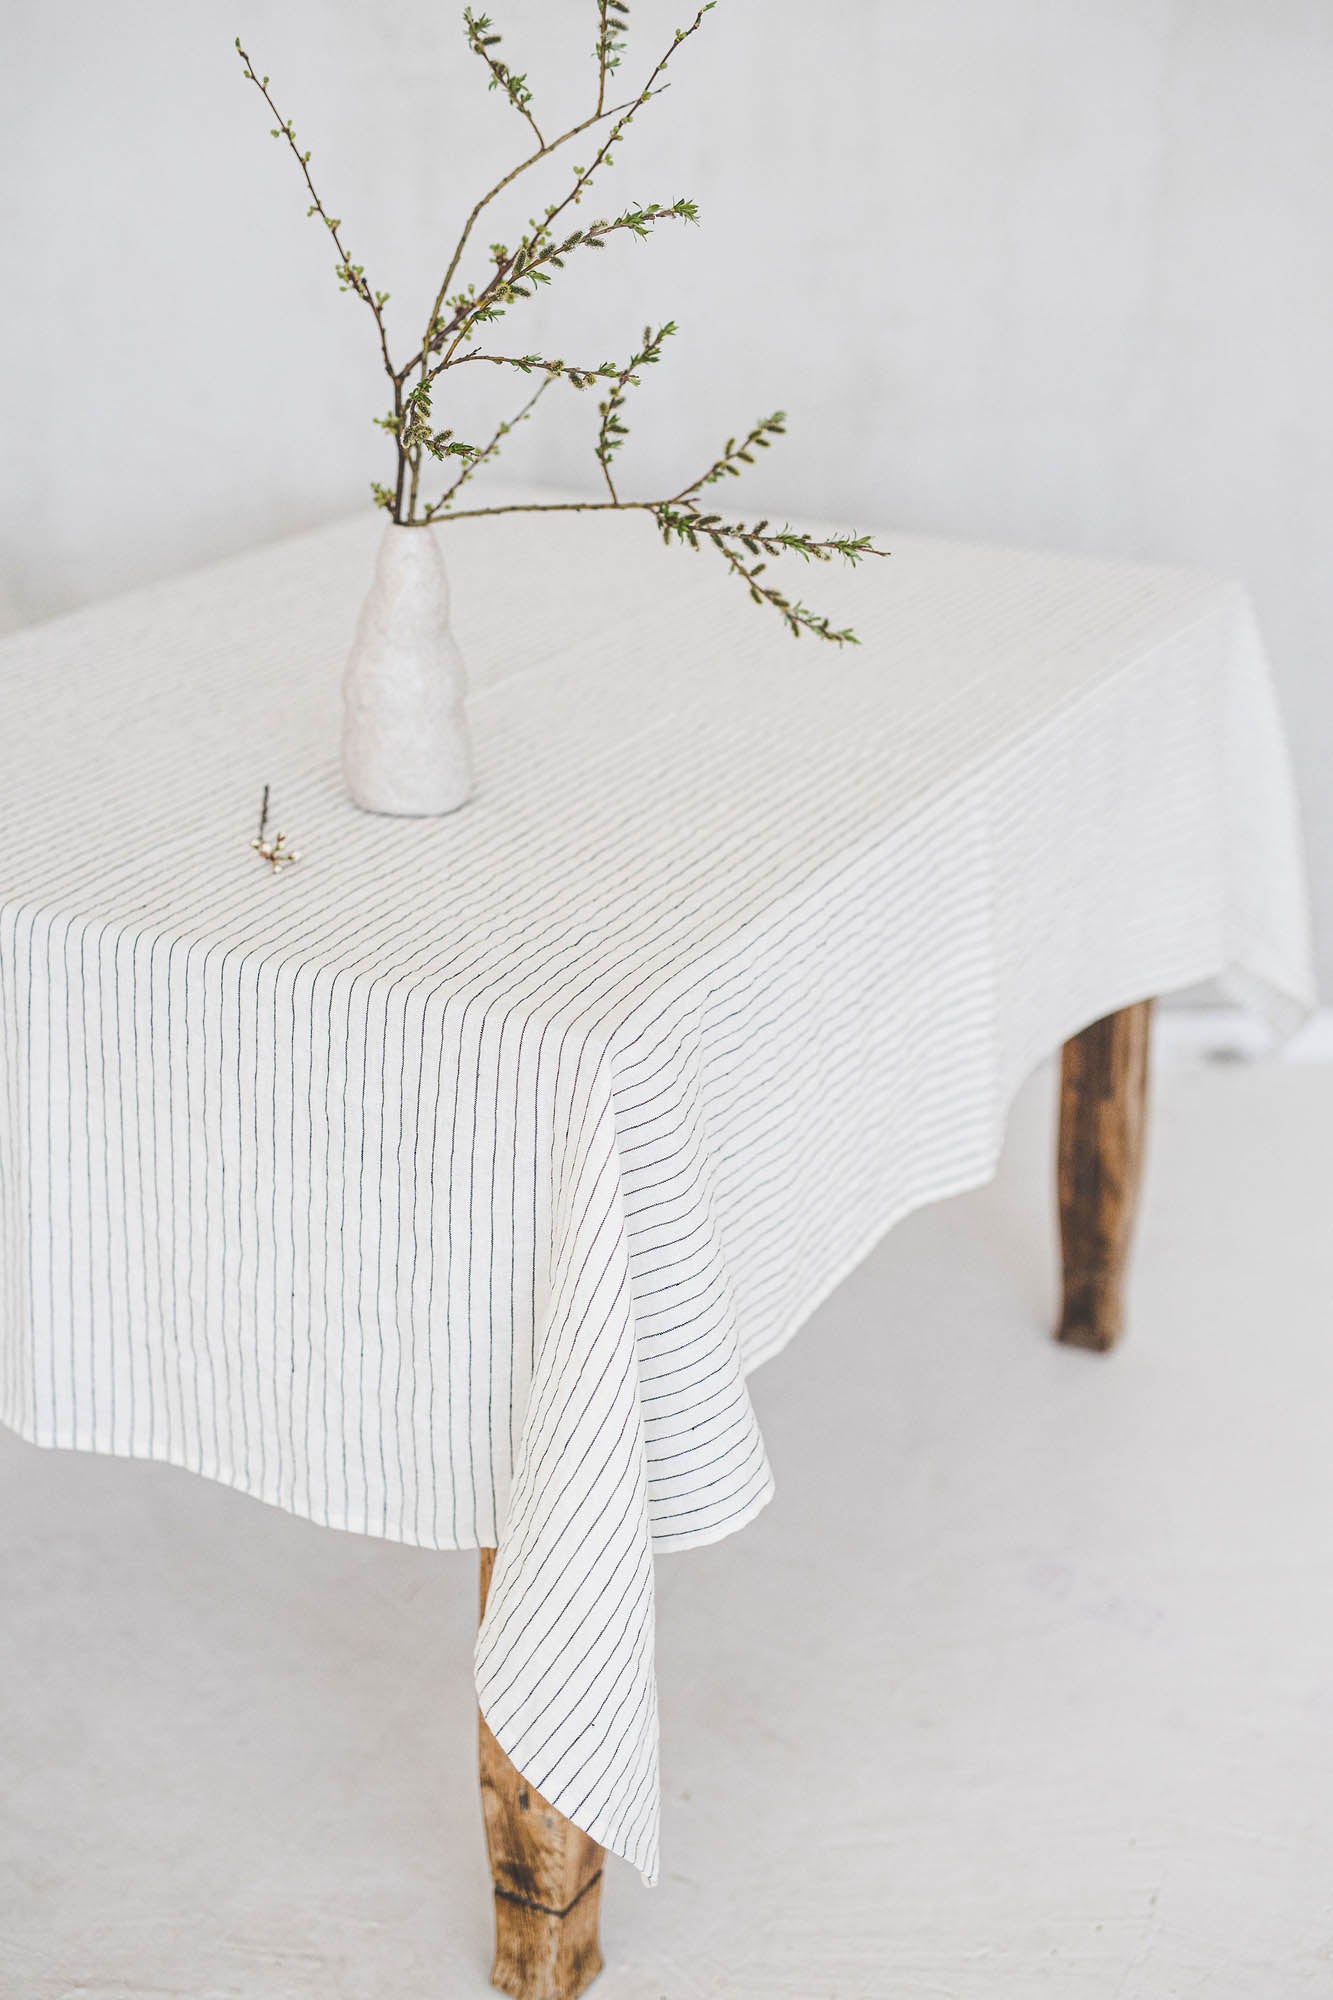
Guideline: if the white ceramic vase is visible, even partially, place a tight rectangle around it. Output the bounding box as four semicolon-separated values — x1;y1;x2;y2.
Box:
342;523;474;816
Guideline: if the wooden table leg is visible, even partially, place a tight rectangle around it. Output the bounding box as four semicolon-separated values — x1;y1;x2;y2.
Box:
478;1549;606;2000
1055;999;1154;1353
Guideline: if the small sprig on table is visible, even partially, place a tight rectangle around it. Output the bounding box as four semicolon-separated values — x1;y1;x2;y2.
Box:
236;3;886;642
251;786;299;872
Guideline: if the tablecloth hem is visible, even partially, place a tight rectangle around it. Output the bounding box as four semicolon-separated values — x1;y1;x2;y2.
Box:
2;948;1310;1568
0;1423;504;1554
709;950;1314;1440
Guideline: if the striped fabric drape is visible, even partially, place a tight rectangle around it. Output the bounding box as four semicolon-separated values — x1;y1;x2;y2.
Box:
0;502;1313;1878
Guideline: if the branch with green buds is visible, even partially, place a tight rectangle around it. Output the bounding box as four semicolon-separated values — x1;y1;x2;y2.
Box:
596;321;676;502
422;377;552;521
235;3;885;641
463;8;543;145
595;0;631;111
652;505;879;642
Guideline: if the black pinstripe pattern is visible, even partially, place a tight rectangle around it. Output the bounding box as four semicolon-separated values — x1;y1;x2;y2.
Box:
0;504;1313;1877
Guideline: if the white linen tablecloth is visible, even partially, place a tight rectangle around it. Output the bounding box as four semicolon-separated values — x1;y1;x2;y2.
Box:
0;502;1314;1879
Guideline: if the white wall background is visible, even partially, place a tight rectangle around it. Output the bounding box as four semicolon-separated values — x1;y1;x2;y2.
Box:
2;0;1330;985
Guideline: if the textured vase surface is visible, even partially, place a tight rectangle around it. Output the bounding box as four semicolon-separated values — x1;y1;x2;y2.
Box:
342;523;474;816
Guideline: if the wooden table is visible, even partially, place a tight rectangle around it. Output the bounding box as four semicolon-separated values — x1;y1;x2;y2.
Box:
0;506;1312;1995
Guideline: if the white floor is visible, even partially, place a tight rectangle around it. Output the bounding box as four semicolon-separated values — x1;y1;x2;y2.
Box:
2;1056;1331;1999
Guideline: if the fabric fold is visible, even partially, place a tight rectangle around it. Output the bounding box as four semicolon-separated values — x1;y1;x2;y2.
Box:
0;507;1315;1885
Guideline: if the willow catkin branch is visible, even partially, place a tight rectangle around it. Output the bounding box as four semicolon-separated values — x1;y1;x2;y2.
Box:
417;5;711;381
236;5;888;637
463;8;546;147
426;491;886;644
424;377;553;517
234;42;396;385
595;321;676;502
405;84;665;387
